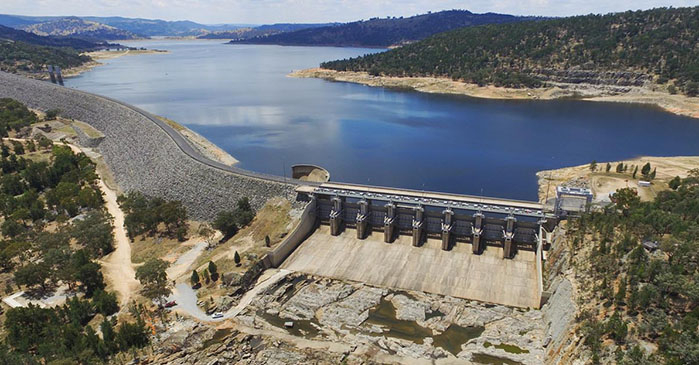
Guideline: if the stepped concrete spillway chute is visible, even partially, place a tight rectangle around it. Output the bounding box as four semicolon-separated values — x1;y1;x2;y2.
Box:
283;183;559;308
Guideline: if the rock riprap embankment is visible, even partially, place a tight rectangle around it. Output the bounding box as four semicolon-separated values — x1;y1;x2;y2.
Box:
0;71;296;220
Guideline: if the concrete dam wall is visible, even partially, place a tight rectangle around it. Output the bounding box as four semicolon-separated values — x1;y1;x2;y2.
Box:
0;72;297;220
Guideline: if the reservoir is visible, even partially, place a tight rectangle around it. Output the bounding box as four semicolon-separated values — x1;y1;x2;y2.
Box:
66;39;699;200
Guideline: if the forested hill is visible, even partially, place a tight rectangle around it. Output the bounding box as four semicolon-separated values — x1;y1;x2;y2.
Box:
230;10;536;47
0;25;110;51
0;25;97;74
321;7;699;95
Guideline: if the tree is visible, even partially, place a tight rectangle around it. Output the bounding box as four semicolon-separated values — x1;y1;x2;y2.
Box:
11;141;23;155
14;262;50;290
44;109;60;120
649;168;656;180
208;261;218;280
686;81;699;97
100;319;118;354
234;251;241;267
615;278;627;306
202;268;210;284
92;289;118;316
71;211;114;258
213;210;238;238
116;319;150;350
611;188;640;213
616;163;624;173
190;270;200;287
606;312;628;344
669;176;681;190
76;261;105;297
135;258;171;305
265;235;271;247
641;162;651;177
606;163;612;172
632;165;638;179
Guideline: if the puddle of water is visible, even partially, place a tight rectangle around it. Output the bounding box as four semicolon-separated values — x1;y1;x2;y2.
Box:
365;298;433;344
484;341;530;354
257;310;320;339
201;328;233;349
432;324;485;356
472;353;523;365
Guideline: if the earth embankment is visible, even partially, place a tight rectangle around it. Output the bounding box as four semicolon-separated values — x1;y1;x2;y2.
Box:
0;71;296;220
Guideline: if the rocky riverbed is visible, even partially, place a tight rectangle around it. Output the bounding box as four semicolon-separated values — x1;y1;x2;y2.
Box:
138;273;551;364
232;273;546;364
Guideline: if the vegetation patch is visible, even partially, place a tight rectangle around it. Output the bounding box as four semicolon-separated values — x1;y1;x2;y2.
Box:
323;7;699;94
570;169;699;364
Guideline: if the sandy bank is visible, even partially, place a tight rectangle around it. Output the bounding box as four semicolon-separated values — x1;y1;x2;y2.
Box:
156;116;239;166
290;68;699;119
536;156;699;205
58;49;170;79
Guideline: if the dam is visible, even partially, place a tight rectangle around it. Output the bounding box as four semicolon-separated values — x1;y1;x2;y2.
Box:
270;182;560;308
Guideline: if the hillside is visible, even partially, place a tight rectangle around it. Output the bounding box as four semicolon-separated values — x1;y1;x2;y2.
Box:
82;16;242;37
0;25;98;75
0;41;90;74
0;15;244;38
21;17;138;41
231;10;535;47
0;24;112;51
200;23;336;40
321;7;699;95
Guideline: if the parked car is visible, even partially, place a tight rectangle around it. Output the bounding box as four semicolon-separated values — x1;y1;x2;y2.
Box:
164;301;177;308
212;312;223;319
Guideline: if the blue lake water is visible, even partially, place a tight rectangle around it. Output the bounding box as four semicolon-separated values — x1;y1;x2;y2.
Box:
66;39;699;201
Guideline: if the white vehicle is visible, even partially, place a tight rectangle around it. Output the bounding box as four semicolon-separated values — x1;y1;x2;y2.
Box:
212;312;223;319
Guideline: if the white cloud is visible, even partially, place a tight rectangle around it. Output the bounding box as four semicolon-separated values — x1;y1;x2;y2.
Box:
1;0;695;23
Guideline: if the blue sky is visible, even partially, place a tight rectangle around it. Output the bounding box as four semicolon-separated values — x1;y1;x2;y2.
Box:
4;0;697;24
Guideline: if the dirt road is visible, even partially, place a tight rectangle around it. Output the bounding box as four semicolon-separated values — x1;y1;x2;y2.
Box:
97;178;140;306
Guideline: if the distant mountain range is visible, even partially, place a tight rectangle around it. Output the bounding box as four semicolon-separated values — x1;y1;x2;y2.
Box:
21;17;138;41
0;24;115;51
199;23;337;40
0;11;537;47
229;10;540;47
0;14;245;38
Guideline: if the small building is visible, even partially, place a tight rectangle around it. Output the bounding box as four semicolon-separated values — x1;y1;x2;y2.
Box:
555;186;593;216
638;181;651;187
642;240;659;252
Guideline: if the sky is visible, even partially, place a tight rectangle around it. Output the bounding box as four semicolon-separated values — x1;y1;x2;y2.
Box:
3;0;697;24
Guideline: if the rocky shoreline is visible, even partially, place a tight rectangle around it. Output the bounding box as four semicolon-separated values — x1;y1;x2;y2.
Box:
290;68;699;119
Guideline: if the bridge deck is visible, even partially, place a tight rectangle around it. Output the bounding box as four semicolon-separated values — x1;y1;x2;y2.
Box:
281;225;540;308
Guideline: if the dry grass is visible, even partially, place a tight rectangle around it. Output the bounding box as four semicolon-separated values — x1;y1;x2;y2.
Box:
193;197;297;274
130;234;189;264
72;120;104;138
537;156;699;204
156;116;185;132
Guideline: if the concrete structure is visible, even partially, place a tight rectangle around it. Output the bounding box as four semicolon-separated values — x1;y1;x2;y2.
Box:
291;164;330;183
279;183;559;308
281;226;542;308
300;182;556;260
555;186;592;216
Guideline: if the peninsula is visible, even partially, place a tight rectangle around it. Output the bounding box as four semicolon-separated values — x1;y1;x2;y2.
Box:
297;7;699;118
